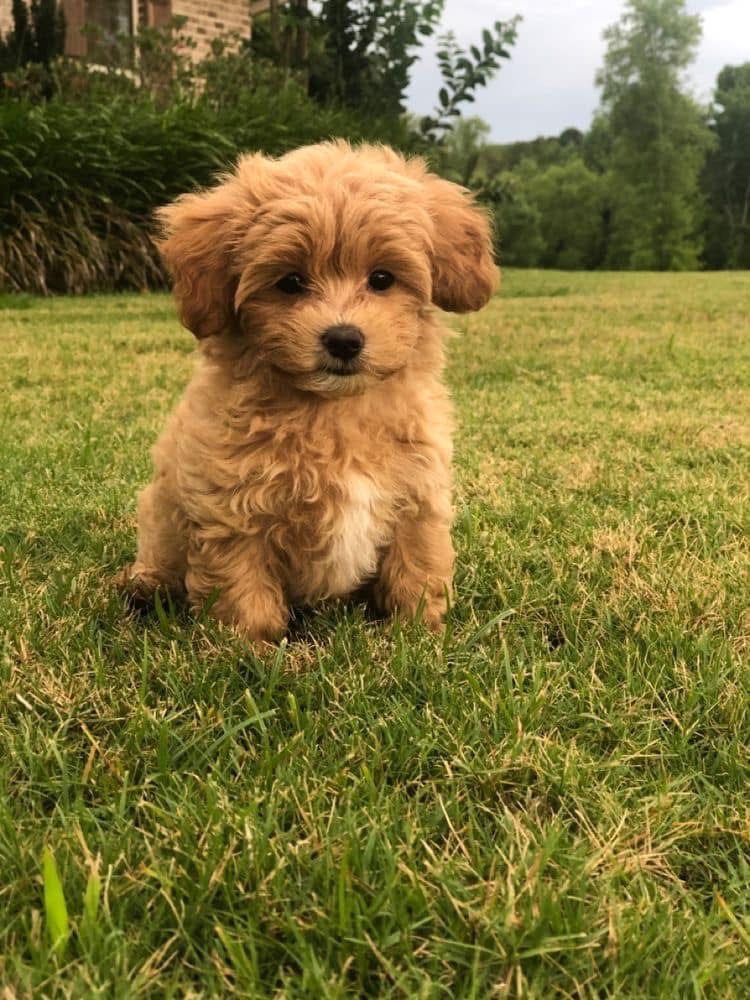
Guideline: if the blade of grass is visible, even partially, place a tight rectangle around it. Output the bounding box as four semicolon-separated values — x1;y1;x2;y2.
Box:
42;846;70;959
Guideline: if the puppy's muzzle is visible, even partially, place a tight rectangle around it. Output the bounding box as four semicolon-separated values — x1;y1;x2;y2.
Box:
321;324;364;363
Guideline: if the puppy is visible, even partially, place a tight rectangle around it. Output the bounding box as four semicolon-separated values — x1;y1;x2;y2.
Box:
118;141;497;645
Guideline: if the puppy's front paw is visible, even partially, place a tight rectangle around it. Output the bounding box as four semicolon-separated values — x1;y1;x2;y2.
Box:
373;579;448;632
209;594;289;650
115;564;170;611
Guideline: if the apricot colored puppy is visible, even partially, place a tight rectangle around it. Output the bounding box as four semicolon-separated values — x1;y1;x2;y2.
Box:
118;141;497;644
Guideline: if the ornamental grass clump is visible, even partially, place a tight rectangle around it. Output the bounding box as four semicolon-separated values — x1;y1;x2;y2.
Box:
0;39;403;294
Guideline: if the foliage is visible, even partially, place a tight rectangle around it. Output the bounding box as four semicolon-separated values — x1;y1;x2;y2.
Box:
478;171;544;266
439;125;604;269
420;18;520;142
433;115;490;186
526;159;607;270
581;114;613;175
2;272;749;991
461;1;747;275
243;1;323;87
703;63;750;269
251;1;518;144
0;61;401;293
486;132;585;177
597;0;701;104
309;0;444;119
2;0;744;279
595;0;712;269
0;1;523;292
0;0;65;76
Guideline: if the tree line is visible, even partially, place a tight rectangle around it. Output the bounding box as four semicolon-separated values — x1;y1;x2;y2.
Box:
440;0;749;270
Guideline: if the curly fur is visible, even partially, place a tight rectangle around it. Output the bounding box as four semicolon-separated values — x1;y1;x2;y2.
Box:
117;141;498;645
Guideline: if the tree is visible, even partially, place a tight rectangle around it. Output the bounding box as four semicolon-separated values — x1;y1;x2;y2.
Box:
477;155;608;270
582;114;613;174
526;158;608;269
703;63;750;268
478;169;543;267
264;2;520;143
0;0;65;74
30;0;65;65
596;0;711;269
420;19;520;142
249;1;321;87
309;1;444;119
436;115;490;186
559;127;584;149
0;0;33;70
482;128;585;177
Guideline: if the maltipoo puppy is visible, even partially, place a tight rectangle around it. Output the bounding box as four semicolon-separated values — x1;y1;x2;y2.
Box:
118;141;497;645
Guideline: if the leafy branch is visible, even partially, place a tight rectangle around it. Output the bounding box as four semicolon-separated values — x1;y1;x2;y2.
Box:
421;16;521;143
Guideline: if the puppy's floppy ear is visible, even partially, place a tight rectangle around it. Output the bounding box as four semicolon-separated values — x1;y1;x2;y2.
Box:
424;177;498;313
156;176;247;339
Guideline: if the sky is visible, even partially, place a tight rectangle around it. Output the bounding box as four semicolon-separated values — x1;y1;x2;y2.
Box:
406;0;750;143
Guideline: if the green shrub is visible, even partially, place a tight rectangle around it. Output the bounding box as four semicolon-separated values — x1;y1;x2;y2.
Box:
525;158;607;270
0;53;412;293
476;173;544;268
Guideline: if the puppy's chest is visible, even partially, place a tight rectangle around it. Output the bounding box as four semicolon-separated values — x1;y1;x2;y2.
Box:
306;470;394;601
240;432;399;601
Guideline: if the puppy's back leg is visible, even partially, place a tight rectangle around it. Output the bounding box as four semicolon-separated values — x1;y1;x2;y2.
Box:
116;476;188;607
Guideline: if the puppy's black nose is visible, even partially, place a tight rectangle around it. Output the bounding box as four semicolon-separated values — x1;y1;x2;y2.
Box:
321;324;364;361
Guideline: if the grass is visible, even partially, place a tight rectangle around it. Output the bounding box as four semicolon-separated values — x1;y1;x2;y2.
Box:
1;270;749;996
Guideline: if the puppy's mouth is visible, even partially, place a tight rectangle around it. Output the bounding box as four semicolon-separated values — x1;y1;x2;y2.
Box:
321;361;362;377
321;356;402;380
270;358;400;398
306;365;371;397
313;357;401;394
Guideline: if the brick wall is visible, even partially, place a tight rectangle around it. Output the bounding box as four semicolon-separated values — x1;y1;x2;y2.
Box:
0;0;13;37
0;1;254;61
140;1;172;30
172;0;252;62
0;1;129;59
64;0;86;58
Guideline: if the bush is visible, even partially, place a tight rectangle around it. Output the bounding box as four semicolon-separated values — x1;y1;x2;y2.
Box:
476;173;544;268
474;156;609;271
526;158;607;270
0;49;412;293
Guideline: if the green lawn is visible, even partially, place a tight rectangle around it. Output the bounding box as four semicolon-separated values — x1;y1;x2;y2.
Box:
1;270;749;996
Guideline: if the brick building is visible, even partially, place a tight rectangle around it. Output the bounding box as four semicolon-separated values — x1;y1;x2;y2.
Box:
0;1;272;63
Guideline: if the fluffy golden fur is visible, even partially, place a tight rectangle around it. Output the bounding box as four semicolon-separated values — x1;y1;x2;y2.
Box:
118;141;497;644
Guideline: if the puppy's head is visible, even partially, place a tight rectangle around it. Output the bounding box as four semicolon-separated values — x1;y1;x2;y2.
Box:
157;141;497;396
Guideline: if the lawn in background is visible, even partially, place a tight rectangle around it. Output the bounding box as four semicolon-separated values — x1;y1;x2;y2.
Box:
1;271;749;995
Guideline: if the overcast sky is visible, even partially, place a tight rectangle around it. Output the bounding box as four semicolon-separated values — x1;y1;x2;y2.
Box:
406;0;750;143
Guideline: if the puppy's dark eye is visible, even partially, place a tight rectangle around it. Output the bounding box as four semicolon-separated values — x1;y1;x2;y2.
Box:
276;273;307;295
368;269;395;292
